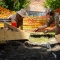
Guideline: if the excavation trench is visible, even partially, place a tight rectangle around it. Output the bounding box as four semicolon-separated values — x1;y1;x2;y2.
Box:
0;33;60;60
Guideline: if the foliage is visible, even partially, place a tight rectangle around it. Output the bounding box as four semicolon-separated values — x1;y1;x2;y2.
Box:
19;0;30;9
44;0;60;10
3;0;14;10
0;0;7;8
0;0;30;11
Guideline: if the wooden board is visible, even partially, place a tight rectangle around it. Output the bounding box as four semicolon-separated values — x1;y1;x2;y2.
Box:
0;30;30;41
4;23;19;32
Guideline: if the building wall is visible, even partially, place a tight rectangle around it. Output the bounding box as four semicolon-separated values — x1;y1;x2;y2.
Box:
27;0;46;12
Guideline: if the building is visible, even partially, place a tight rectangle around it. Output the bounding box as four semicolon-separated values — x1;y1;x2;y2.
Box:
27;0;46;16
27;0;46;12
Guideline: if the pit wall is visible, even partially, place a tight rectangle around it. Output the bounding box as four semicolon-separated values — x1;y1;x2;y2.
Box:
23;16;54;31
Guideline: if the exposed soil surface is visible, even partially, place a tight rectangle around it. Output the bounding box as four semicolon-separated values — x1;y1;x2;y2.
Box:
0;41;60;60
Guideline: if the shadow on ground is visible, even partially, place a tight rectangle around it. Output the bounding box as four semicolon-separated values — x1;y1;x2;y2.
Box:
0;41;60;60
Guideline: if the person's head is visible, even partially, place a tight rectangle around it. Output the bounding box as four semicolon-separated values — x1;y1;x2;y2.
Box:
16;9;28;20
45;8;55;16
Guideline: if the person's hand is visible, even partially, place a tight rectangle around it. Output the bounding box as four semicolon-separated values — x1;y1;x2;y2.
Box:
33;26;45;32
43;30;48;34
34;28;41;32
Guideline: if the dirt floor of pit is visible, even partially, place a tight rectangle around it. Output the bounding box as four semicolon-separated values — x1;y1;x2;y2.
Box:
0;41;60;60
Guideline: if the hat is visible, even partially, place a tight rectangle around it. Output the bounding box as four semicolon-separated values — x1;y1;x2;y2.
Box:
17;9;28;17
45;8;52;14
45;8;54;16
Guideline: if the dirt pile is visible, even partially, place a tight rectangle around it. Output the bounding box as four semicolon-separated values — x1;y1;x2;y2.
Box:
0;6;16;18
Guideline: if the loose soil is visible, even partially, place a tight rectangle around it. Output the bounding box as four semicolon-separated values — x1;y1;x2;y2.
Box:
0;41;60;60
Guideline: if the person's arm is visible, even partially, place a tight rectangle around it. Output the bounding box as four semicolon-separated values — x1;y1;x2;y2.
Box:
46;13;60;33
44;26;56;33
34;25;47;32
48;26;56;32
34;16;54;32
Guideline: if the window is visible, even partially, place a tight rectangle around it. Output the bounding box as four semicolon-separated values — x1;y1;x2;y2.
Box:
27;11;45;16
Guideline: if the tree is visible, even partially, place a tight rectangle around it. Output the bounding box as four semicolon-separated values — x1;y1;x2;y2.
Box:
3;0;30;11
3;0;14;10
0;0;7;8
44;0;60;10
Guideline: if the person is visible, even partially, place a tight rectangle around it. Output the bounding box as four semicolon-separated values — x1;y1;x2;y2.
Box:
8;9;28;30
34;8;60;35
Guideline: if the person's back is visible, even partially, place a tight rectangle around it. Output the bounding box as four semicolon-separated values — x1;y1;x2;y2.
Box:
8;9;28;29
